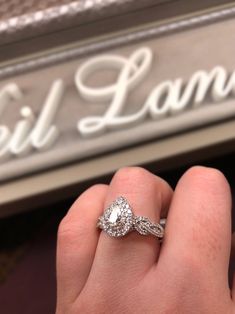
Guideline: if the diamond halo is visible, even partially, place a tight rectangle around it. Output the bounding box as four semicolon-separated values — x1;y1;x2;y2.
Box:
97;196;166;239
97;196;134;237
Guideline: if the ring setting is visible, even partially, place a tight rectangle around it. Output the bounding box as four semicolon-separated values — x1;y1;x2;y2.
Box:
97;196;165;239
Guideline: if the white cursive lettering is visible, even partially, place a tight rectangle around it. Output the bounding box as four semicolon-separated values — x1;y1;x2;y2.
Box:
0;79;64;161
75;47;235;137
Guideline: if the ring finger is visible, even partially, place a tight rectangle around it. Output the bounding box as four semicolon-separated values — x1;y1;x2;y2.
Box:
92;167;173;281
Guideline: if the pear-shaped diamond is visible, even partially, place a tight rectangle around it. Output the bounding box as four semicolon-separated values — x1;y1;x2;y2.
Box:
102;196;133;237
108;204;122;224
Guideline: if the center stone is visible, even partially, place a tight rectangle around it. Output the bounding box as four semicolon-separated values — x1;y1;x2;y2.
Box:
108;205;122;224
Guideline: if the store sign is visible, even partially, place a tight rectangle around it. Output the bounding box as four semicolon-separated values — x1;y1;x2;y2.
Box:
1;46;235;162
1;9;235;184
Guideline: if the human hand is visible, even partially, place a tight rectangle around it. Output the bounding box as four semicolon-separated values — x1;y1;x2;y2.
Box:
56;166;235;314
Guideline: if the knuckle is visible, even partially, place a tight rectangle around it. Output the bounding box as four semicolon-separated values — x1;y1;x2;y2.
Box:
69;183;108;216
57;218;81;244
57;219;72;242
184;166;228;189
84;183;108;195
114;166;150;183
75;184;108;204
183;166;231;203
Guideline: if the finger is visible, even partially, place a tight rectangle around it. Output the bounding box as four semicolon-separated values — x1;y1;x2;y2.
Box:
92;167;173;282
56;184;108;307
232;232;235;300
158;166;232;297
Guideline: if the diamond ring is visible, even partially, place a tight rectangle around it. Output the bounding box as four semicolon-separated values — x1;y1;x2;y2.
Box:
97;196;166;239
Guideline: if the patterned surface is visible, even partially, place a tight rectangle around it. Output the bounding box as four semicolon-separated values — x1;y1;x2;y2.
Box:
0;0;172;45
0;0;72;19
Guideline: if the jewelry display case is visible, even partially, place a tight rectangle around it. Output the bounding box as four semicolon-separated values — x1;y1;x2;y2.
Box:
1;0;235;216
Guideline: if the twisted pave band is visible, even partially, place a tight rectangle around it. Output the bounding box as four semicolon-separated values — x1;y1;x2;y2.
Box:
97;196;165;239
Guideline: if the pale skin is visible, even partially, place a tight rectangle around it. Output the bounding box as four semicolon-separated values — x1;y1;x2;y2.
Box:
56;166;235;314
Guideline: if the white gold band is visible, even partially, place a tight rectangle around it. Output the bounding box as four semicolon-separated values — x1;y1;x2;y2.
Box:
97;196;166;239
